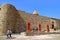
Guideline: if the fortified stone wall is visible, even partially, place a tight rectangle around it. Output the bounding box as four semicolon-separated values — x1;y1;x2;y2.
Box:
18;11;60;32
18;11;50;32
50;18;60;29
0;4;60;35
0;4;17;35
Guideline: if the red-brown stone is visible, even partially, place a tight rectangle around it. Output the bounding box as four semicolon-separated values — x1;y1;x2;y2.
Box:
26;22;30;32
46;24;50;32
38;24;41;32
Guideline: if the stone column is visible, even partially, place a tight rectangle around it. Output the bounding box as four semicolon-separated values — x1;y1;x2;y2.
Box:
26;22;30;32
46;24;50;32
38;24;41;32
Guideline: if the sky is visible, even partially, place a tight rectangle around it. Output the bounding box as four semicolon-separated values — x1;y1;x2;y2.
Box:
0;0;60;19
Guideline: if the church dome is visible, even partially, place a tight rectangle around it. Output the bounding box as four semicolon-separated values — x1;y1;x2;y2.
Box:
33;10;38;15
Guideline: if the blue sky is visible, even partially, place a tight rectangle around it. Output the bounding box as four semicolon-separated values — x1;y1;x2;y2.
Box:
0;0;60;19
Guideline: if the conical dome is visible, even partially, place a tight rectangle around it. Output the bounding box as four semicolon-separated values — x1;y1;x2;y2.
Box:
33;10;38;15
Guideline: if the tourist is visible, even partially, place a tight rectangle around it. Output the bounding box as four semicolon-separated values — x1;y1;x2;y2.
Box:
7;29;12;38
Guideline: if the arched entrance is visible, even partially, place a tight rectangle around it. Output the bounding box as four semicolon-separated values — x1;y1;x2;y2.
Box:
52;22;54;29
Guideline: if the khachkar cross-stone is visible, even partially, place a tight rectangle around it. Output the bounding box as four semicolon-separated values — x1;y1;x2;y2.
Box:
46;24;50;32
26;22;30;32
38;24;42;32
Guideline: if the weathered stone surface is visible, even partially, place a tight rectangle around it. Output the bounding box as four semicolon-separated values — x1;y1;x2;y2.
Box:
0;4;17;35
0;4;60;35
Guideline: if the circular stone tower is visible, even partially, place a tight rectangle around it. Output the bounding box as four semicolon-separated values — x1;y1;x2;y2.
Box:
0;4;17;35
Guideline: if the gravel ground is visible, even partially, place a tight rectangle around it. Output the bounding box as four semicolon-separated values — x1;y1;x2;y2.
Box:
0;34;60;40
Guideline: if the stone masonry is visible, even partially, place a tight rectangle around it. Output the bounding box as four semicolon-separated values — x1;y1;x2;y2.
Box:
0;4;60;35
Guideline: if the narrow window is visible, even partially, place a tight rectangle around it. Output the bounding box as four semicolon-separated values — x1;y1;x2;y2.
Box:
0;8;1;10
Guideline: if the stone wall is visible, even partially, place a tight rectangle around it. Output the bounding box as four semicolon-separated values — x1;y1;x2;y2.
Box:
50;18;60;29
18;11;50;32
0;4;17;35
0;4;60;35
18;11;60;32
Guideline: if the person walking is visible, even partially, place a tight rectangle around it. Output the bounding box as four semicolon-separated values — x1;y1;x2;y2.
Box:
7;29;12;38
